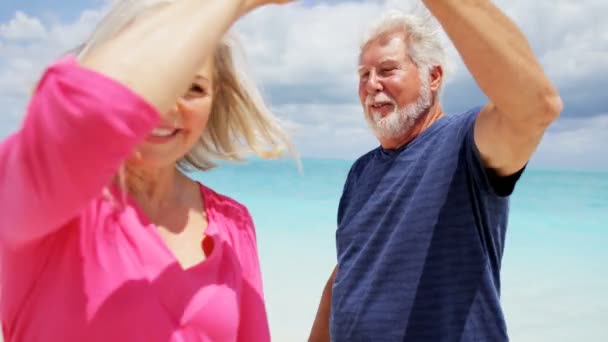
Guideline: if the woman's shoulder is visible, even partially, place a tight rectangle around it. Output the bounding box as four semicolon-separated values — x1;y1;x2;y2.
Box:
198;183;255;234
198;183;263;276
199;183;248;213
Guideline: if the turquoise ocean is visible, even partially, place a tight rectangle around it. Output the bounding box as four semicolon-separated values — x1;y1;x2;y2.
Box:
191;158;608;342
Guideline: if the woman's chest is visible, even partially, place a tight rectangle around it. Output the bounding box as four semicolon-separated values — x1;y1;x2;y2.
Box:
59;209;242;341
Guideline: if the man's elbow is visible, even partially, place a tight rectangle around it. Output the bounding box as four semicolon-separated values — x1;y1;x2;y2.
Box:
533;88;563;128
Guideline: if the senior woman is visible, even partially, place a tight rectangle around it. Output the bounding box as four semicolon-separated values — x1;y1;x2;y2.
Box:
0;0;294;341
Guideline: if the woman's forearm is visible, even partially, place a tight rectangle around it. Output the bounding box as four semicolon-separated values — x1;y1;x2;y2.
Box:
81;0;245;114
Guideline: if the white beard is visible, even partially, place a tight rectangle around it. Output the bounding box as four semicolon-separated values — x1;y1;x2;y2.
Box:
364;77;432;142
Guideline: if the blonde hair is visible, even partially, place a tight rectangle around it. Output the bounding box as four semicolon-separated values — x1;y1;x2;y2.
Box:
74;0;297;171
182;36;296;170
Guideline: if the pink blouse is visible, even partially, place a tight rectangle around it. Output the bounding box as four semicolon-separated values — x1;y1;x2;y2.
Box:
0;56;270;342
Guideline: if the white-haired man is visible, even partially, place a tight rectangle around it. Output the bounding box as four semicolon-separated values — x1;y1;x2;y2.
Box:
309;1;562;341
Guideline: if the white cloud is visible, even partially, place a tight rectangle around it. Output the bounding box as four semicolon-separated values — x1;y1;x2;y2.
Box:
0;7;108;133
234;2;377;93
273;102;378;158
532;114;608;170
492;0;608;87
0;11;47;41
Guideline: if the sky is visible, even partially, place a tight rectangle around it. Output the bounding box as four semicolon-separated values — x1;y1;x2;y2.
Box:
0;0;606;170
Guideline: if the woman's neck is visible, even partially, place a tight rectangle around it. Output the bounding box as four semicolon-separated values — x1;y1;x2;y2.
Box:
124;163;189;214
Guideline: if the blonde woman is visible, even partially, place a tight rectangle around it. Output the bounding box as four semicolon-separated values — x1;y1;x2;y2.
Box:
0;0;293;341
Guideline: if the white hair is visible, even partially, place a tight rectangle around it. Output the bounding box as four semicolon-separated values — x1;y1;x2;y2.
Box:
72;0;297;171
360;10;447;91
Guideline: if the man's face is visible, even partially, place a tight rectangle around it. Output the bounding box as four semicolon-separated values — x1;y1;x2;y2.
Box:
358;33;431;142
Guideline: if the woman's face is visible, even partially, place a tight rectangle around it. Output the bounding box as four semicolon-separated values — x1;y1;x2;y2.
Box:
130;58;215;168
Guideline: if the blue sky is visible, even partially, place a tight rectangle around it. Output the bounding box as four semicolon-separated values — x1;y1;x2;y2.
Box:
1;0;606;170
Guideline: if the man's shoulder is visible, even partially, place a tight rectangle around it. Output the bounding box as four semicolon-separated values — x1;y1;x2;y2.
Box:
422;106;484;147
443;106;484;128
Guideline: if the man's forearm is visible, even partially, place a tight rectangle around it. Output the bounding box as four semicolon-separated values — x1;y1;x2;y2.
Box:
422;0;562;123
309;266;338;342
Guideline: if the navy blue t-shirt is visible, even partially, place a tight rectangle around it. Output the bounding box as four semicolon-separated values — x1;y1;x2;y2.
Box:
331;107;523;341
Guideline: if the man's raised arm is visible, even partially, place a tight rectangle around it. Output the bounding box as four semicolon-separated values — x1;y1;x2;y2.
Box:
422;0;563;176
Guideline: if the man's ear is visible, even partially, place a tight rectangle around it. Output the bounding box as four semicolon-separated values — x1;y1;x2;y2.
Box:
429;65;443;92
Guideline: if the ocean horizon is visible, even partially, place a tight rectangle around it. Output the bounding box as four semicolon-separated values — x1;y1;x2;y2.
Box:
190;157;608;341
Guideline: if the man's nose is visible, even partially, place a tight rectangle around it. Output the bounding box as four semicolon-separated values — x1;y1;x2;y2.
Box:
365;71;383;94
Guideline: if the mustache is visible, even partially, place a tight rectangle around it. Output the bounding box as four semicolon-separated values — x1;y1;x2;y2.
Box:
365;93;396;107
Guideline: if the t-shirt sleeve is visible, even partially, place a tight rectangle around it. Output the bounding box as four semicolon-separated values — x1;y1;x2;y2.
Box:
461;107;525;197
